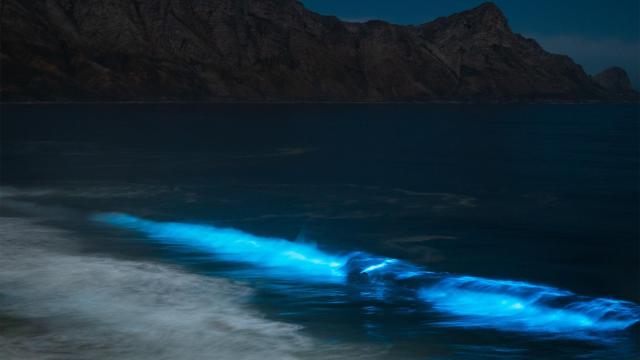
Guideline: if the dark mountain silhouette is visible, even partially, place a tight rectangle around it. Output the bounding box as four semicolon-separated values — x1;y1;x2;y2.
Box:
593;67;638;100
0;1;636;101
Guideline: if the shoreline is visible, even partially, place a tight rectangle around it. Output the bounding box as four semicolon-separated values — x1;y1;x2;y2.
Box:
1;99;639;105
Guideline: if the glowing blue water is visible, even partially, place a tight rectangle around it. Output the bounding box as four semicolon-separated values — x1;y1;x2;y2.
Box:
419;276;640;338
94;213;640;340
92;213;347;280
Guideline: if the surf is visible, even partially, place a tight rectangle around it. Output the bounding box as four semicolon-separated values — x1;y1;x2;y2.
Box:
93;213;640;340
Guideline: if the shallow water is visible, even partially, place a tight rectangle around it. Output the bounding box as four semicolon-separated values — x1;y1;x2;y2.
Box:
1;104;639;359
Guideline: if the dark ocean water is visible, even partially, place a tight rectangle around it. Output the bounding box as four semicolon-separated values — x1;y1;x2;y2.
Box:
1;104;639;359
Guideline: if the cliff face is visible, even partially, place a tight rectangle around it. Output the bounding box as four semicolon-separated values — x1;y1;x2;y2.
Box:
0;1;632;101
593;67;639;100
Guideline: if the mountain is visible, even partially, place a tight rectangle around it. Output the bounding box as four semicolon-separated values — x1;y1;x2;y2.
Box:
593;67;639;100
0;1;635;102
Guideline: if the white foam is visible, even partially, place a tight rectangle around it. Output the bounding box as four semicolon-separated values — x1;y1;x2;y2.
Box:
0;216;381;359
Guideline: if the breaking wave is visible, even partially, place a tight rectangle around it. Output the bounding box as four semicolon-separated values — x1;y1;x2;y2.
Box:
419;276;640;336
92;213;347;280
94;213;640;341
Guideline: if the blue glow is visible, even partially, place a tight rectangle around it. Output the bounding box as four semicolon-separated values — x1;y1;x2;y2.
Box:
94;213;640;340
344;253;431;283
92;213;347;280
419;276;640;338
361;259;398;273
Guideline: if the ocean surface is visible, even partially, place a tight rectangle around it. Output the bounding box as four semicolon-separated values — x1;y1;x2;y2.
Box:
1;104;639;359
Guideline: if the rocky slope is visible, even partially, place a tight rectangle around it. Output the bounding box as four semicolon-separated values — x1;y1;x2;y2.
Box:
0;0;635;101
593;67;638;100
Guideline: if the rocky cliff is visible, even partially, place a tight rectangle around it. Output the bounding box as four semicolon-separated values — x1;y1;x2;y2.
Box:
593;67;638;100
0;0;635;101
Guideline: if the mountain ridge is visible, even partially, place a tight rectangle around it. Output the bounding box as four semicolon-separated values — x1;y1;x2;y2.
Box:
1;0;637;102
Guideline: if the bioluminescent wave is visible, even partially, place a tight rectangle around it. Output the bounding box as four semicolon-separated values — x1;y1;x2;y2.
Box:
94;213;640;340
92;213;346;280
419;276;640;337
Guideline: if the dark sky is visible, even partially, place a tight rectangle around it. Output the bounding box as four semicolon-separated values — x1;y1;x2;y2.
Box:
302;0;640;88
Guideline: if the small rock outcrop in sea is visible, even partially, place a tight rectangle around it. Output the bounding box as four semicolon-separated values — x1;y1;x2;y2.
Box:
0;1;636;102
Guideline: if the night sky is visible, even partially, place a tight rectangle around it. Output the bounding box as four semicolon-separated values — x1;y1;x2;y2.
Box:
302;0;640;88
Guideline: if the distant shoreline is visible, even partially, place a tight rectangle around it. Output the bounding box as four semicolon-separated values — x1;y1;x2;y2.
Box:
4;2;638;104
2;99;638;105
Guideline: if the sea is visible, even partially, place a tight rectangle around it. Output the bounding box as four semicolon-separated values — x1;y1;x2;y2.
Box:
1;103;638;359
